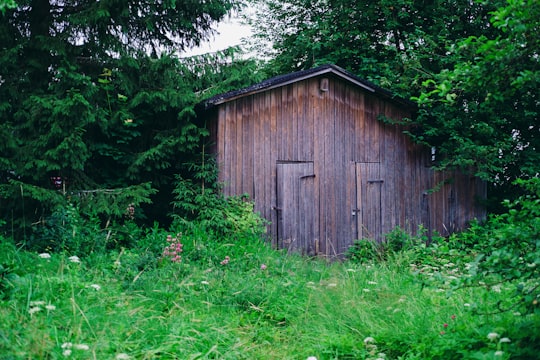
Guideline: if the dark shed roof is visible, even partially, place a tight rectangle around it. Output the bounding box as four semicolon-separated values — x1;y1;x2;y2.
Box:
202;64;416;110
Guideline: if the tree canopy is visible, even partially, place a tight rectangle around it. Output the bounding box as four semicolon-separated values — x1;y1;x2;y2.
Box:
248;0;539;207
0;0;262;238
411;0;539;205
247;0;505;94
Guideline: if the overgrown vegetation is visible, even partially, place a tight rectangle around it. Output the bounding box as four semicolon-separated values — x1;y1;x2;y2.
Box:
347;178;539;317
1;187;539;359
1;0;539;358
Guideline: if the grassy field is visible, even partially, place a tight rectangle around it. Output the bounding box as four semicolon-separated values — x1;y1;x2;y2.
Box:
0;227;538;360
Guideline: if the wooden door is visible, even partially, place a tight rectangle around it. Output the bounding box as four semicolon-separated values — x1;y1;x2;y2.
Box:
354;162;383;242
276;162;317;254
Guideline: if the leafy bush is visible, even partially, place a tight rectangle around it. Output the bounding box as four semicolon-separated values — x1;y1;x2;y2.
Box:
27;201;148;256
345;238;383;263
458;178;540;315
346;226;434;264
171;158;267;240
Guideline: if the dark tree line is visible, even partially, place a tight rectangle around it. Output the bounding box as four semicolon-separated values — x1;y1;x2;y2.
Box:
0;0;261;239
1;0;538;241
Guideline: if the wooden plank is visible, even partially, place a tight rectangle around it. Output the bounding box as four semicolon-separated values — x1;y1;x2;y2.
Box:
298;80;313;161
310;77;324;255
252;93;261;209
224;101;236;195
242;96;254;196
323;77;336;256
270;88;278;237
279;85;287;160
356;91;366;162
216;106;226;186
235;98;244;195
291;83;298;161
261;92;271;224
344;85;358;251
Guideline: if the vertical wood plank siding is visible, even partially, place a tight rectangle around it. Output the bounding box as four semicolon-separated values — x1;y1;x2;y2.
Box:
210;74;485;256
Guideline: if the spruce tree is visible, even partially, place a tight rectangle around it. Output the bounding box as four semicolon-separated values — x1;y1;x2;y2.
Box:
0;0;248;238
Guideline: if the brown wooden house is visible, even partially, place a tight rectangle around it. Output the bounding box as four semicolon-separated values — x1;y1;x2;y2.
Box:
202;64;485;257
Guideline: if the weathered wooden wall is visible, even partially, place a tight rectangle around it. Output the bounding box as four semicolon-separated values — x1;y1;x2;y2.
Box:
208;74;485;257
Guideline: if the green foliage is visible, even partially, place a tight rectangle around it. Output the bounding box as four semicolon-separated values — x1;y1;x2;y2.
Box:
26;201;149;256
346;226;431;264
2;225;539;359
410;0;540;199
346;238;384;263
0;0;15;13
249;0;537;206
0;0;264;238
457;178;540;315
171;156;267;240
247;0;503;95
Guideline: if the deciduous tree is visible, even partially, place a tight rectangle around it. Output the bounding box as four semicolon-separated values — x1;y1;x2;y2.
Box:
411;0;539;207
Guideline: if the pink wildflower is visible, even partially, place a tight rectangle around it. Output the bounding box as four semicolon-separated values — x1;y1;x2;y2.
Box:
260;264;267;270
162;233;183;263
451;314;456;320
443;323;448;328
220;256;230;265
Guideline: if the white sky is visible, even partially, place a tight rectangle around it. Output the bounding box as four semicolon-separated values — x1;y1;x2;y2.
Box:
183;15;253;57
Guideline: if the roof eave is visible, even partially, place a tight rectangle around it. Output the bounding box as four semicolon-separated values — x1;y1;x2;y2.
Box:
202;64;416;110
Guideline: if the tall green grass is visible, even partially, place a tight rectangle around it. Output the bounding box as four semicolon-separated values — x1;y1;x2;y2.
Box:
0;225;537;359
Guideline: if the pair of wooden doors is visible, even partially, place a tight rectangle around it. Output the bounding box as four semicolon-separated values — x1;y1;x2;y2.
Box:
276;162;383;256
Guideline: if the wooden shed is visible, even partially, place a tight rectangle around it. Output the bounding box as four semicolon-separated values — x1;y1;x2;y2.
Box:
202;64;485;257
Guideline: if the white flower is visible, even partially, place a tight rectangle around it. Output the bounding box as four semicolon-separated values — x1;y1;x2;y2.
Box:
30;300;46;306
487;332;500;341
463;303;471;307
89;284;101;291
368;281;378;285
39;253;51;259
68;256;81;263
362;288;370;292
61;342;72;349
200;281;210;285
499;337;511;343
306;357;318;360
28;306;41;315
495;350;504;357
491;285;502;293
45;304;56;311
363;337;376;345
74;344;89;350
116;353;130;360
62;349;72;357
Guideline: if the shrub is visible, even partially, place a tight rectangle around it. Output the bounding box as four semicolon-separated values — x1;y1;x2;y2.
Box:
457;178;540;316
171;173;267;240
